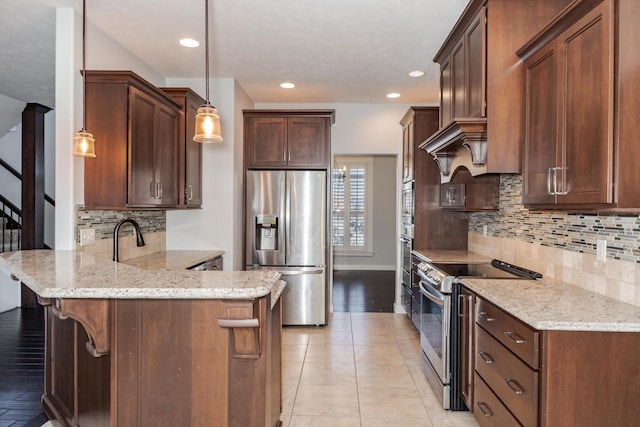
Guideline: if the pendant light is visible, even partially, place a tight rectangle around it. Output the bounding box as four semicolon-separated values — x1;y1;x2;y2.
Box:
193;0;223;143
72;0;96;157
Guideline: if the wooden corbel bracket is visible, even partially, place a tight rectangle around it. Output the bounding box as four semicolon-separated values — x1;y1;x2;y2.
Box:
48;298;111;357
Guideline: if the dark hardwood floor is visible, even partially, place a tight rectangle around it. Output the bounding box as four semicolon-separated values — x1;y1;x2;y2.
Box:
0;306;48;427
332;270;396;312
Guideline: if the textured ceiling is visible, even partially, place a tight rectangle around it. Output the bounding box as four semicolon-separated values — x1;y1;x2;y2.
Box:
1;0;469;109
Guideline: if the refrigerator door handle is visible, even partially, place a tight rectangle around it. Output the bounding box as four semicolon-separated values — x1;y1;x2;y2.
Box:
279;269;324;276
285;177;291;261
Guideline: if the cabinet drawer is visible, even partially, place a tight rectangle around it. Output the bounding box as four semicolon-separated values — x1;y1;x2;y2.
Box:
473;372;520;427
476;298;539;368
475;327;538;427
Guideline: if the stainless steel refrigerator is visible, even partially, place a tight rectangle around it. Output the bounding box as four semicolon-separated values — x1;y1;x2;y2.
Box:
245;170;327;325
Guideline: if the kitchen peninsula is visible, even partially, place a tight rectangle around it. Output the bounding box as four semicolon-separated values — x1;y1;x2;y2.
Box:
0;250;285;427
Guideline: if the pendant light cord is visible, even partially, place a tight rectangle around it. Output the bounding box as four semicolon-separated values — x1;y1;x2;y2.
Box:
204;0;210;105
82;0;87;131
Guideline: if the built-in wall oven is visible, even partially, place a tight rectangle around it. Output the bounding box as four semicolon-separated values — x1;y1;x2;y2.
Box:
400;180;417;326
416;259;541;410
401;181;414;239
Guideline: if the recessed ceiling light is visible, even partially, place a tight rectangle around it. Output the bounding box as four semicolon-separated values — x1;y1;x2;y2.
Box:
387;93;400;99
280;82;295;89
179;38;199;48
409;70;425;77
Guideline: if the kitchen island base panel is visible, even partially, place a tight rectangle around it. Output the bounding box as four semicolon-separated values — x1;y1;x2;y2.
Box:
41;297;282;427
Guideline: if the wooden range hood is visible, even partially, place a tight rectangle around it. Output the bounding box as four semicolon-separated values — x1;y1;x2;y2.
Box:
418;0;575;184
418;118;488;182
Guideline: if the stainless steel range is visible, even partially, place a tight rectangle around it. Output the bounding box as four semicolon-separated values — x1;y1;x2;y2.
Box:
416;259;541;410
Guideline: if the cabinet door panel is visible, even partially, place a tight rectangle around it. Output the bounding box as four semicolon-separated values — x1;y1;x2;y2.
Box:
452;39;466;119
402;121;413;182
287;117;328;167
155;104;179;206
523;43;559;205
440;57;453;126
248;117;287;168
128;87;157;205
467;7;486;118
185;99;203;206
558;6;612;204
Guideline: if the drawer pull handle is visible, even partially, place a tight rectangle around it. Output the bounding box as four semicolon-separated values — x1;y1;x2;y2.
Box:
478;311;495;322
504;331;525;344
479;351;494;364
476;401;493;417
505;378;525;395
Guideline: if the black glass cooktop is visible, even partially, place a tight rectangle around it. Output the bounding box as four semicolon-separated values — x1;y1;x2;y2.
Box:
431;259;542;280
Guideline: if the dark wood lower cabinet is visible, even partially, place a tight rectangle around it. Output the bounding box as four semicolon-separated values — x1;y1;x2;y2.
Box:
40;296;282;427
471;294;640;427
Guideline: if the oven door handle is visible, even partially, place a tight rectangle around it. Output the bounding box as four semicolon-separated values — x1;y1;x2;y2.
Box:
419;280;445;306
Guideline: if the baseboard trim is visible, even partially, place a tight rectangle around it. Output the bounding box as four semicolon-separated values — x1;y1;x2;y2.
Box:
394;302;408;315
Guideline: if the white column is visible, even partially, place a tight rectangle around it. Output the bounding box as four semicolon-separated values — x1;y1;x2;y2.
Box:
54;7;80;250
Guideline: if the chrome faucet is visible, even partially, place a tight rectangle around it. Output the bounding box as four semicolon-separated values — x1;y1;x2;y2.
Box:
113;218;145;262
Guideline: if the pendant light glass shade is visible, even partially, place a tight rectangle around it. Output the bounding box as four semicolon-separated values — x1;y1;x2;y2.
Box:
73;0;96;157
73;130;96;157
194;105;223;143
194;0;223;143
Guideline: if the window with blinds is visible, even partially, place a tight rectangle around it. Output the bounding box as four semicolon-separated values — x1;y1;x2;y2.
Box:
332;156;373;254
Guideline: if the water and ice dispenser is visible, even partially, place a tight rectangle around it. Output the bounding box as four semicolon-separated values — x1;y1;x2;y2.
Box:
254;214;279;250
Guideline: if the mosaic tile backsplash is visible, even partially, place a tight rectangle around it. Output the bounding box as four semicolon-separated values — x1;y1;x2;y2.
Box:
76;207;166;240
75;207;167;261
469;174;640;263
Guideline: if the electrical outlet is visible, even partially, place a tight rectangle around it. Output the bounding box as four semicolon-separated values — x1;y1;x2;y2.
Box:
482;225;488;237
79;228;95;246
596;239;607;262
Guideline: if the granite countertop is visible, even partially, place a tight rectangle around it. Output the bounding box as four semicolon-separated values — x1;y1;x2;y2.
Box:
412;248;640;333
461;277;640;332
0;250;285;304
123;250;225;270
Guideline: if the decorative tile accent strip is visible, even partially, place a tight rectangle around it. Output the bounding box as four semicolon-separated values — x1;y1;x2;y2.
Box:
76;206;166;241
469;175;640;263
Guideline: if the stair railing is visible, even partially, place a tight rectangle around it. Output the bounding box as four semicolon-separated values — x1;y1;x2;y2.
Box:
1;194;21;253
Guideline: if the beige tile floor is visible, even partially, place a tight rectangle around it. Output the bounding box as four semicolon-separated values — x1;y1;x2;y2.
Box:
281;312;480;427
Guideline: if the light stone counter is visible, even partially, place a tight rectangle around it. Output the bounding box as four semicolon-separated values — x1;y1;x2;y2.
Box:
123;250;225;270
461;277;640;332
0;250;284;304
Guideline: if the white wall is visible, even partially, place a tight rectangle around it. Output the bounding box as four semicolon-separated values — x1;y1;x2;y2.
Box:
55;7;168;250
0;269;20;313
165;78;253;270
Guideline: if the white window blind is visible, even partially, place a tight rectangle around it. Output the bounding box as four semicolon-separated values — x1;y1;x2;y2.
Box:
332;156;373;254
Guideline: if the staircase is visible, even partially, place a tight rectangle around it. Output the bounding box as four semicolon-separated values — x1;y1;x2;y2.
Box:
1;196;21;253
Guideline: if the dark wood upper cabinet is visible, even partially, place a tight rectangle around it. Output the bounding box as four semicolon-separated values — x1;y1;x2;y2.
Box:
519;0;640;210
401;107;469;250
401;107;439;183
160;88;205;208
421;0;572;179
84;71;182;209
244;110;335;169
